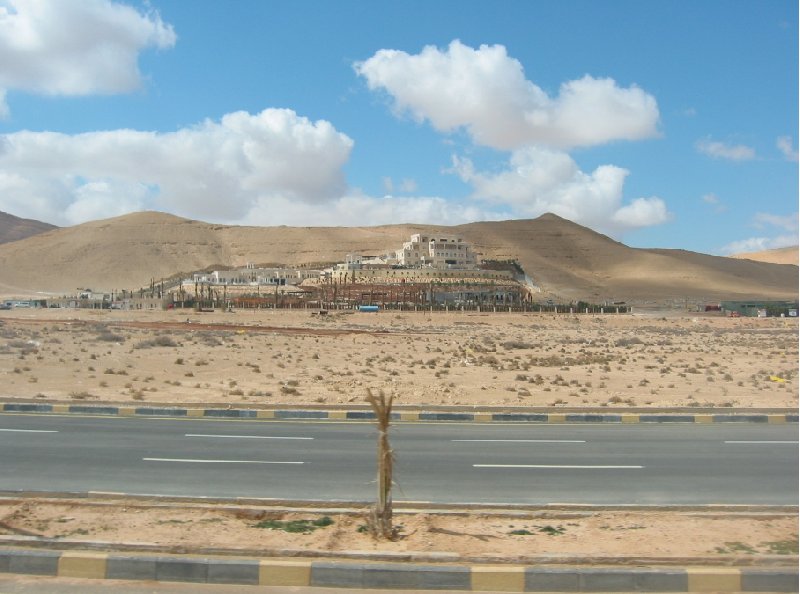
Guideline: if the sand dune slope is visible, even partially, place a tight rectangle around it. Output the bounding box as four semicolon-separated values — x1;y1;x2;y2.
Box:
731;246;798;266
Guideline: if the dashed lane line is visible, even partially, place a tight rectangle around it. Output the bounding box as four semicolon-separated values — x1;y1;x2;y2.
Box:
473;464;643;469
143;458;304;465
185;433;313;440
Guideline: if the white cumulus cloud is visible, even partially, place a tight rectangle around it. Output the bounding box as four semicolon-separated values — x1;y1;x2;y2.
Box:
0;108;354;225
0;0;176;115
450;147;670;234
355;40;660;151
701;192;727;213
695;137;756;161
242;192;500;227
721;235;798;255
753;212;798;233
721;211;799;254
777;136;799;162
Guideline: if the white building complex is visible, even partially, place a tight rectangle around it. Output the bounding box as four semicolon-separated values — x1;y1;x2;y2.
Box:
191;264;320;287
395;234;477;269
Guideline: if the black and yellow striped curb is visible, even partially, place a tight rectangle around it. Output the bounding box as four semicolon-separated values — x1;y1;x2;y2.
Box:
2;403;798;424
0;548;797;591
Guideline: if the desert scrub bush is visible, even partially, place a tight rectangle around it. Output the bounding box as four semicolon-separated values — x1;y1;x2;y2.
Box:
96;331;125;343
254;516;333;533
69;391;94;400
615;337;644;347
134;336;178;349
503;340;534;350
528;354;611;367
478;354;500;366
196;332;223;347
248;390;272;397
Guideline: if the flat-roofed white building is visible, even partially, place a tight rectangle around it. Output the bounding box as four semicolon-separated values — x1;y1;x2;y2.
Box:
395;234;477;269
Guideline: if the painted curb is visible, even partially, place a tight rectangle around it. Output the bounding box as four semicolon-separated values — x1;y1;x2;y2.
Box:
2;403;797;424
0;548;796;591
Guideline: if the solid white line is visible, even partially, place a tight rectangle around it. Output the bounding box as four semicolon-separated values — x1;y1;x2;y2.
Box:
185;434;313;440
473;464;643;469
143;458;303;465
452;439;585;443
724;441;798;444
0;428;58;433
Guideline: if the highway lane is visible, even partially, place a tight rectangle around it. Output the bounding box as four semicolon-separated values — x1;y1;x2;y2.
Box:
0;414;796;505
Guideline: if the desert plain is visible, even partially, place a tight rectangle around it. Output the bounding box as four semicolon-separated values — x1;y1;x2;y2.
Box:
0;306;797;410
0;306;797;563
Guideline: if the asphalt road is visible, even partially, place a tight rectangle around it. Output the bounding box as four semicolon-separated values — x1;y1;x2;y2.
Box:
0;414;796;505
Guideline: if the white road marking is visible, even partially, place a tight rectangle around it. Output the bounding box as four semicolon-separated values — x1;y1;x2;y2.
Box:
0;428;58;433
143;458;303;465
724;441;798;444
453;439;585;443
473;464;643;469
185;434;313;440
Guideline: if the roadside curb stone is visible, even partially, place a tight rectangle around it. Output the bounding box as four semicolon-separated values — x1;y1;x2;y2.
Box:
0;547;796;591
2;402;797;424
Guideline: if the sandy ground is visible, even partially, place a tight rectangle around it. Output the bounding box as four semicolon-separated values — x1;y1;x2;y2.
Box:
0;498;796;563
0;307;796;410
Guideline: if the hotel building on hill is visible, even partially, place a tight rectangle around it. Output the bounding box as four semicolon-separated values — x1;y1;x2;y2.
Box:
394;234;477;269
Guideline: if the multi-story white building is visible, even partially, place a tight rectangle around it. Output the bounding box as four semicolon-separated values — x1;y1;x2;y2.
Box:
395;234;477;269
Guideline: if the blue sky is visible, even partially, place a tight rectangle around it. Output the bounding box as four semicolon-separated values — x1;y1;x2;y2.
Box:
0;0;796;255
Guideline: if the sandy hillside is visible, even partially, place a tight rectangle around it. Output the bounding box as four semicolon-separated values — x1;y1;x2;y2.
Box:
0;211;796;301
732;246;799;266
0;211;57;245
0;308;796;410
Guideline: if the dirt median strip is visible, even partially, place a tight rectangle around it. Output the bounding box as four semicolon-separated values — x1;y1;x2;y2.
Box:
0;495;796;567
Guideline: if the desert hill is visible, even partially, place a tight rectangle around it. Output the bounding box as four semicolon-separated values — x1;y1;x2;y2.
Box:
731;246;798;266
0;211;57;245
0;210;796;303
